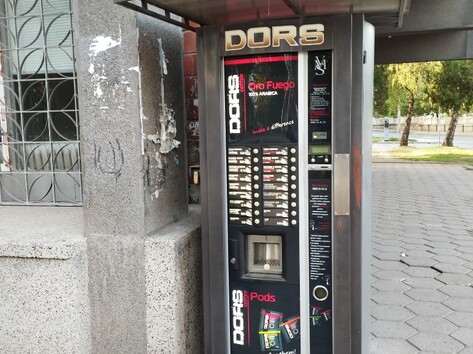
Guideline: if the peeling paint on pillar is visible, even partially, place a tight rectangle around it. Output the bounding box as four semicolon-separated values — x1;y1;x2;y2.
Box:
126;63;146;156
87;29;135;99
146;38;181;199
89;31;122;56
87;28;125;101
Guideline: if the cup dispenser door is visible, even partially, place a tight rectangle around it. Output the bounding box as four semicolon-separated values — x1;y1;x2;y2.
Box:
246;234;283;279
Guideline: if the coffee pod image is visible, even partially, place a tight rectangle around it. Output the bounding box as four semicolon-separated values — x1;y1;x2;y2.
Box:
259;309;283;330
259;330;283;352
280;316;300;343
259;309;284;351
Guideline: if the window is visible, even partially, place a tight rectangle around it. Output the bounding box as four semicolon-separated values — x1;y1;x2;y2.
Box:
0;0;81;204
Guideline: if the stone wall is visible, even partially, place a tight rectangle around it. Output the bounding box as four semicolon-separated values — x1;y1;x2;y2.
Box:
0;207;91;354
0;2;202;353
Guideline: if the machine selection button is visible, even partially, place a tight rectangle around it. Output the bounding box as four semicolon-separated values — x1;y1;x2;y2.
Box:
263;183;288;192
253;184;260;189
229;191;252;199
291;193;297;199
264;209;288;218
229;208;252;217
291;211;297;216
228;147;251;156
254;192;260;198
264;200;288;209
229;216;252;225
254;175;259;181
290;147;296;154
253;148;259;154
254;166;259;172
228;174;252;182
262;156;288;164
229;182;251;191
291;184;297;190
229;200;252;209
291;175;297;181
228;156;251;164
264;218;289;227
291;202;297;208
254;201;260;207
253;157;259;163
263;147;288;155
254;210;260;216
229;165;251;174
263;174;288;183
290;157;296;163
291;220;297;226
263;165;288;174
290;166;296;172
263;192;288;200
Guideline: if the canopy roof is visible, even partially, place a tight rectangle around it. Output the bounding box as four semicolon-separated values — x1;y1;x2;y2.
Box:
115;0;473;63
115;0;410;31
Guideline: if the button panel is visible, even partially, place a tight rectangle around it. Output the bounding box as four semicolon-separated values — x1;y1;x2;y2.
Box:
227;145;298;227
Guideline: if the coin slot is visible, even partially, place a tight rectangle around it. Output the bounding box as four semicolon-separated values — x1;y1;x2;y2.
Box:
313;285;329;301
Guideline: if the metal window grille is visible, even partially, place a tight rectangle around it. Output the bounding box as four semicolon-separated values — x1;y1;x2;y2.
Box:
0;0;81;205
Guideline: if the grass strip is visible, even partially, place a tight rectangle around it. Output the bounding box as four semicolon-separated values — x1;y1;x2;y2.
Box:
388;146;473;163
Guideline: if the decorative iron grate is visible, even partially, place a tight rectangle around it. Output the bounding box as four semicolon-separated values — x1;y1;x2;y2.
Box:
0;0;81;205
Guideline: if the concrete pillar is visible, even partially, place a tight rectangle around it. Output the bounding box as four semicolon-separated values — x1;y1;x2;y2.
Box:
72;1;196;352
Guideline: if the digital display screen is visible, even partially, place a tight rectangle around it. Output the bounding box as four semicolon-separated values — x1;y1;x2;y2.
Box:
312;132;328;140
309;145;330;154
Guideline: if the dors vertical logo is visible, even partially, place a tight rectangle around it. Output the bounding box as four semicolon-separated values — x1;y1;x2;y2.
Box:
227;74;241;134
225;24;325;52
232;290;245;345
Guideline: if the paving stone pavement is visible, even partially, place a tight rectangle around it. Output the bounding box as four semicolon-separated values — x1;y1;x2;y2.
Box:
371;162;473;354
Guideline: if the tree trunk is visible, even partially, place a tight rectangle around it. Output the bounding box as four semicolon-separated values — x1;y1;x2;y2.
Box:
400;93;415;146
442;111;459;147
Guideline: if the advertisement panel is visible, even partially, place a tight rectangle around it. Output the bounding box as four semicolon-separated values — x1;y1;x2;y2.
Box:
225;53;301;354
224;54;298;144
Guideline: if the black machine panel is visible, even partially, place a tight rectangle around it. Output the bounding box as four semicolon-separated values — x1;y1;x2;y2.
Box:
308;50;332;166
224;51;334;354
225;53;301;353
308;171;333;353
307;50;333;353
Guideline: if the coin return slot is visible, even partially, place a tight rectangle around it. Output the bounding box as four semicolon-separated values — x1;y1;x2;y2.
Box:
246;234;283;279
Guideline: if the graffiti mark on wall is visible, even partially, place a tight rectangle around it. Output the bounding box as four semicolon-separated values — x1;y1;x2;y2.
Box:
94;139;124;182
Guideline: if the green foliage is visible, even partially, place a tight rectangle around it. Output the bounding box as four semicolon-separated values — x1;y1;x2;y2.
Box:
385;62;441;116
373;65;389;116
374;60;473;119
430;60;473;114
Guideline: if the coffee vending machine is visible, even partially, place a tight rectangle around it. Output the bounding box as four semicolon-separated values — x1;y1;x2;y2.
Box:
200;15;373;354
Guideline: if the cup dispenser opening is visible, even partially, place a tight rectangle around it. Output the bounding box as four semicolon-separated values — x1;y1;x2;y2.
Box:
246;234;283;279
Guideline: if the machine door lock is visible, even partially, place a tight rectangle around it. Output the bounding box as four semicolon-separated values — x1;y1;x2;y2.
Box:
229;239;239;270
